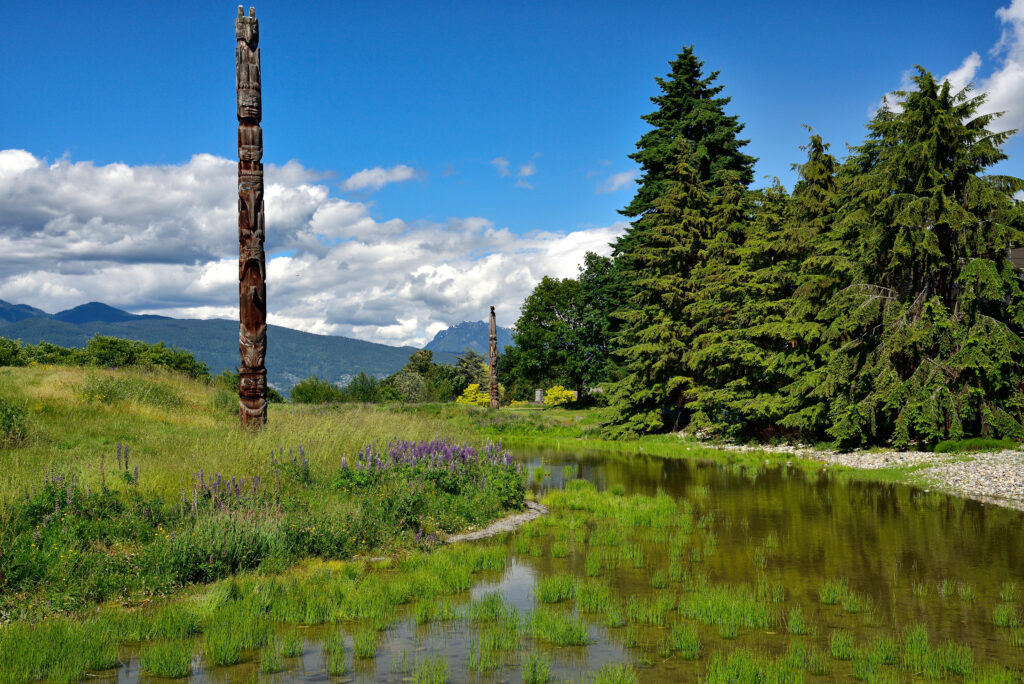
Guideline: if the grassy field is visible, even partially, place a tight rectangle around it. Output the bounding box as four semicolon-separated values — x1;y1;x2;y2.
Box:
0;365;523;619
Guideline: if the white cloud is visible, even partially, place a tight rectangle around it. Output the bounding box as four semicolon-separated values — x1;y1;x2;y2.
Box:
0;150;623;347
876;1;1024;133
341;164;418;191
518;161;536;177
597;170;637;194
515;179;534;190
490;157;510;176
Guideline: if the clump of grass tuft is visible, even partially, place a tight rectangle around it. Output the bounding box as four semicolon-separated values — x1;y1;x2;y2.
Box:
535;574;575;603
818;578;850;605
528;608;588;646
551;541;569;558
806;648;830;676
261;640;284;674
786;607;807;635
584;552;602;577
651;569;667;589
999;581;1017;603
957;581;976;602
324;633;345;675
280;629;305;657
203;621;243;667
575;580;612;614
411;655;447;684
830;630;855;660
672;623;701;660
522;652;551;684
353;628;378;659
593;663;639;684
993;604;1020;628
141;640;193;678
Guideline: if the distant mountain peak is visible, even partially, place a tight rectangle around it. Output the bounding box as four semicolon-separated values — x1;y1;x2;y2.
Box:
424;320;513;355
52;301;169;324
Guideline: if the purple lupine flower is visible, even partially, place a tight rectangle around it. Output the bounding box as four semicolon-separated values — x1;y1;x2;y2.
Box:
116;442;122;470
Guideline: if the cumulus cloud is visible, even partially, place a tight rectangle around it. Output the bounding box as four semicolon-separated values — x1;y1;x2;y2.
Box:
518;161;536;177
341;164;418;191
0;150;623;347
490;157;510;176
597;170;637;194
876;1;1024;133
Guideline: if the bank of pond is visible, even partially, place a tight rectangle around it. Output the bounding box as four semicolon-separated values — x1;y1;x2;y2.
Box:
1;446;1023;682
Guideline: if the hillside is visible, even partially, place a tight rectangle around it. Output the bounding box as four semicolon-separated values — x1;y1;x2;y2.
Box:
424;320;513;355
0;301;457;393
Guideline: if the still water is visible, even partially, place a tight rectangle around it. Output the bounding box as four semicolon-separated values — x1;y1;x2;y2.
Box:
98;446;1024;682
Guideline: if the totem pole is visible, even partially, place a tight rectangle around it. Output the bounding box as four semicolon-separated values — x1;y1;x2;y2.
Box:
236;6;267;428
489;306;499;409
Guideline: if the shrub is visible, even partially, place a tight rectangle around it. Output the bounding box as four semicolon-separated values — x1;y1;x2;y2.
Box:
0;396;27;443
457;383;491;407
543;385;575;406
290;376;346;403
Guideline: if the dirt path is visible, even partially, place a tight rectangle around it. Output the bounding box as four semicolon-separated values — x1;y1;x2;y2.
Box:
446;500;548;543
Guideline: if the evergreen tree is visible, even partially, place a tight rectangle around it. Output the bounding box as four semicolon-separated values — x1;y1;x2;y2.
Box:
619;45;756;222
608;138;710;435
813;69;1024;447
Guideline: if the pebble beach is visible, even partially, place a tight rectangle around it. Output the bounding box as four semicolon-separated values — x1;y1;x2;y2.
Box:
724;443;1024;512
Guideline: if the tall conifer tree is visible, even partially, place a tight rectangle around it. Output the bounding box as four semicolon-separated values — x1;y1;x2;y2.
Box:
813;69;1024;447
608;139;710;434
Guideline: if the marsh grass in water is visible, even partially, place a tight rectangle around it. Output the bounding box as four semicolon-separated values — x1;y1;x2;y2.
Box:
140;640;193;678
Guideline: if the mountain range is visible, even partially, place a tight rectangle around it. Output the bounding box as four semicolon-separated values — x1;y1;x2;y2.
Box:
0;301;513;394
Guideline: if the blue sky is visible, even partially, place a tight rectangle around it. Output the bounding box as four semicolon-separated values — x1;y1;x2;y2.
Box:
2;1;1023;345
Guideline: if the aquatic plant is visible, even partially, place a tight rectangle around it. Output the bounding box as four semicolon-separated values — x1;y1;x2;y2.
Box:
786;606;807;635
999;581;1017;603
535;574;575;603
830;630;855;660
521;652;551;684
353;627;378;659
672;623;701;659
324;633;345;675
993;604;1020;628
528;608;589;646
260;640;284;673
280;629;305;657
140;640;193;678
818;578;850;605
593;663;639;684
412;655;447;684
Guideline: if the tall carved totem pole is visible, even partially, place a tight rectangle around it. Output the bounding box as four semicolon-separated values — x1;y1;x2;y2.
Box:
489;306;499;409
236;6;268;428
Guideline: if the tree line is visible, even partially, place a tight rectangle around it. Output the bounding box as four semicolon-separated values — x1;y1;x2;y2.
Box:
500;47;1024;449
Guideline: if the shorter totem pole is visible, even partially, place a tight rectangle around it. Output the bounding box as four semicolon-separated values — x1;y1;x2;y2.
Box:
489;306;499;409
236;6;268;428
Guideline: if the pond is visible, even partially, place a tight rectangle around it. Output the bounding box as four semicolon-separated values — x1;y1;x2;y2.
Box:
92;446;1024;682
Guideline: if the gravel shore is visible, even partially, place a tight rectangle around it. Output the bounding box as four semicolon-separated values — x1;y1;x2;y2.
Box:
720;443;1024;512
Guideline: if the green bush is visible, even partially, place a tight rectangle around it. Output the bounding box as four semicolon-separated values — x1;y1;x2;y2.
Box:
290;375;346;403
0;335;209;378
543;385;575;406
0;396;27;443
